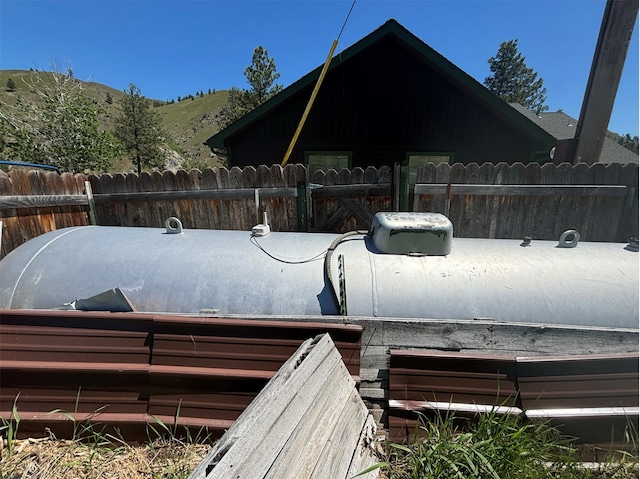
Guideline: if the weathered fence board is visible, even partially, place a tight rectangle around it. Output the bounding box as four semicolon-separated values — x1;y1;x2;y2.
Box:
188;333;380;479
1;161;637;256
413;162;637;242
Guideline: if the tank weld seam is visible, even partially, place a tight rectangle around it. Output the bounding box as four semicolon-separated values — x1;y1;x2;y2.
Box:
9;227;85;307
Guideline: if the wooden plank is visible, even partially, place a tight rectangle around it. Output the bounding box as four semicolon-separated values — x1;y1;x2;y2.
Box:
201;168;220;229
0;194;89;209
175;169;196;229
550;163;577;239
188;169;209;230
110;173;128;226
565;163;590;239
596;163;625;241
522;163;543;238
309;388;370;479
188;332;375;479
161;170;180;223
344;414;380;479
488;162;509;238
503;162;526;239
413;184;627;197
472;162;494;237
616;163;639;241
230;166;248;231
146;171;164;227
188;334;334;479
263;358;357;479
338;198;374;228
217;347;345;478
26;171;53;237
572;0;639;165
215;167;232;230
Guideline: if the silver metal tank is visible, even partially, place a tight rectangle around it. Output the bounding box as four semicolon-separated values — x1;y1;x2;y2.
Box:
0;218;637;329
330;233;638;328
0;224;341;316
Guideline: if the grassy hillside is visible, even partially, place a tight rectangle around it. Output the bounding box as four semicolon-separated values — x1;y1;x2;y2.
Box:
0;70;228;173
156;89;229;170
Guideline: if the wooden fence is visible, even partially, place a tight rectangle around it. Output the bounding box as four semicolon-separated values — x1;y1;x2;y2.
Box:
0;161;637;257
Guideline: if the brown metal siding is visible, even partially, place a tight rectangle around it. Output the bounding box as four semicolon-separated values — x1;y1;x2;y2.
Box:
516;354;639;410
388;350;639;448
0;309;362;440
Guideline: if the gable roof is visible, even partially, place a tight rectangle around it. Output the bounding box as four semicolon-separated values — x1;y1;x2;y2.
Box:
207;19;556;150
510;103;639;165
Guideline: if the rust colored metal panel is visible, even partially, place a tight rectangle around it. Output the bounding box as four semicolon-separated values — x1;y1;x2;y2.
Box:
152;333;312;372
151;316;362;379
0;309;362;441
389;368;517;404
388;350;519;406
388;350;519;441
388;349;639;447
0;325;150;364
0;387;148;416
149;392;254;422
148;316;362;426
516;353;639;410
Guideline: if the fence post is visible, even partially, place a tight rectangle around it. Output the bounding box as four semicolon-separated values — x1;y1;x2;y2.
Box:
296;182;308;232
393;162;401;211
85;181;97;226
616;185;638;242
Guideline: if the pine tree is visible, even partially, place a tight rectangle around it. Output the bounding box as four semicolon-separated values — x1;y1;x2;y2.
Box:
216;46;283;129
114;84;165;174
484;39;548;114
6;78;16;92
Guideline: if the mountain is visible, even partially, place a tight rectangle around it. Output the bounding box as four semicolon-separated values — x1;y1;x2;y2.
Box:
0;69;229;173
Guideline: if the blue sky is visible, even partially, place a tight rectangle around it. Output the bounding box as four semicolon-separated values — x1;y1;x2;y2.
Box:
1;0;638;135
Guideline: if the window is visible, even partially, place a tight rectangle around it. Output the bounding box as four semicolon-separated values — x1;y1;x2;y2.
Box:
405;153;452;188
305;151;352;173
399;152;453;211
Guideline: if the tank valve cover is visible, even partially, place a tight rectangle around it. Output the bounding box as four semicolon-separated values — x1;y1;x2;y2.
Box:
370;212;453;255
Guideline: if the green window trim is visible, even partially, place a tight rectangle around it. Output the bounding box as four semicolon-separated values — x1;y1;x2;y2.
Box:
305;151;352;173
400;152;454;211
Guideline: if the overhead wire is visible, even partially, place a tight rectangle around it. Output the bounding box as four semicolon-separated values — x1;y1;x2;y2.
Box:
337;0;357;41
280;0;358;167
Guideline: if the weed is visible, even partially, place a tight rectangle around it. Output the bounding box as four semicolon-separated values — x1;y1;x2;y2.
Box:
379;410;639;479
0;393;20;460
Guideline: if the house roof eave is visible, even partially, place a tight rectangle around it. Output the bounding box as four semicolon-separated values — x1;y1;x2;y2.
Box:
206;19;556;151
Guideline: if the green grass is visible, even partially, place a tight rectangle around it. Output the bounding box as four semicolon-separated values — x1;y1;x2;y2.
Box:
370;411;639;479
2;398;639;479
0;393;20;461
0;395;214;479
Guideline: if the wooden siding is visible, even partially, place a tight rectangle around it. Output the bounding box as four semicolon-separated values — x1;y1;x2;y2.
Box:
226;35;547;168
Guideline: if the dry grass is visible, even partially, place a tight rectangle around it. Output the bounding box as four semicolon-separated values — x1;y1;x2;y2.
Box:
0;436;210;479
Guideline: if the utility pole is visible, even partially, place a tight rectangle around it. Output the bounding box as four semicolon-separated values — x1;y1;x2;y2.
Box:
573;0;638;165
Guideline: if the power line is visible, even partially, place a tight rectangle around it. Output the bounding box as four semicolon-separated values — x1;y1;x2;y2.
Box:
338;0;357;41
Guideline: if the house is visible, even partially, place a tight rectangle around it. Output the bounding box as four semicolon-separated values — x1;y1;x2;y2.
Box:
205;19;557;174
509;103;639;165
